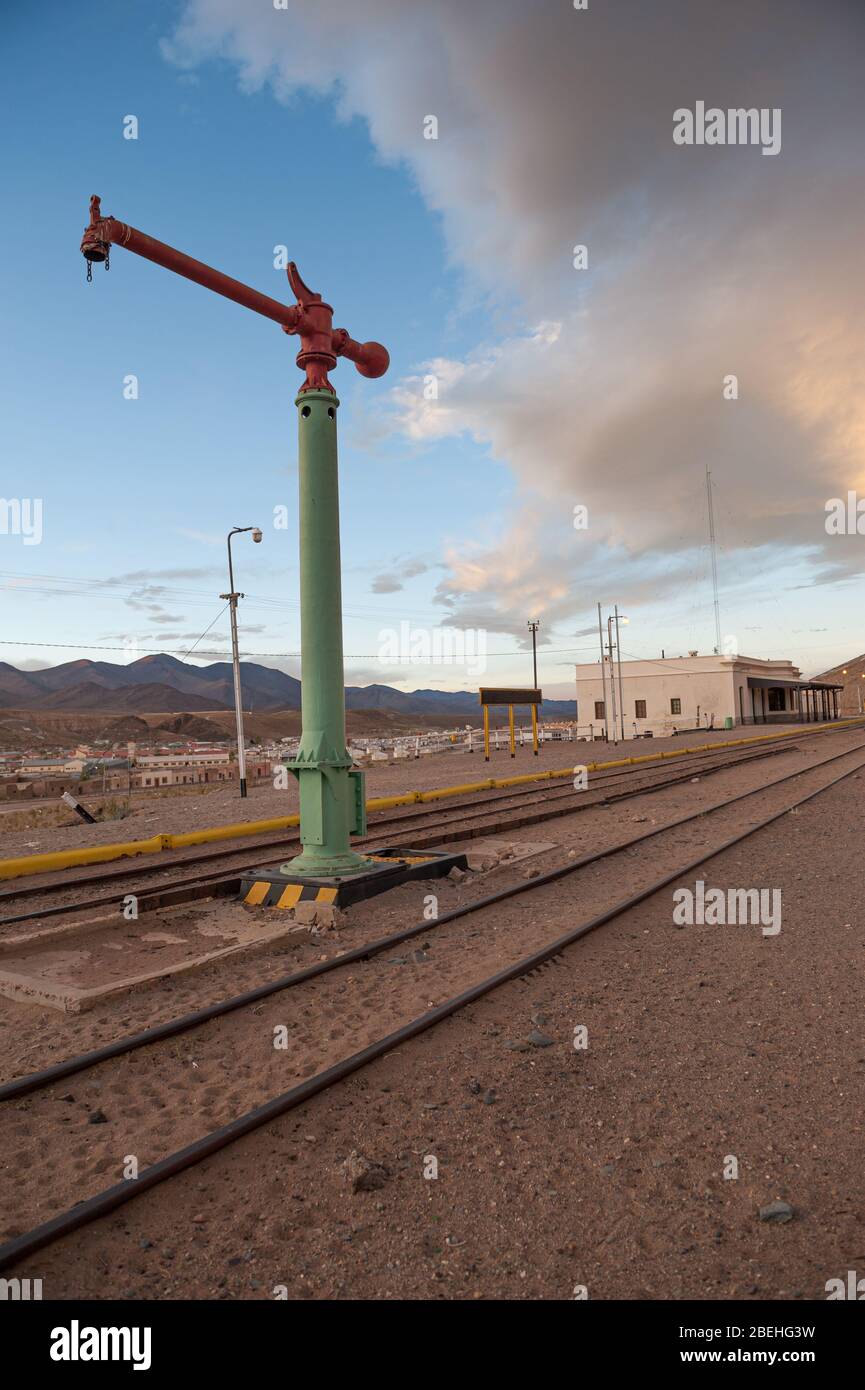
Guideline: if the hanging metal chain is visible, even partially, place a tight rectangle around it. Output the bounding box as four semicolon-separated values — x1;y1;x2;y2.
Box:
105;245;110;272
86;259;92;283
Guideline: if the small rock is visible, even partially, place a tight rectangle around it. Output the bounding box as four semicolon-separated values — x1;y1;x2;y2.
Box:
59;1094;75;1103
191;1213;206;1224
481;1089;497;1106
504;1040;532;1052
448;866;467;883
387;956;408;966
312;904;345;932
342;1150;388;1193
88;1109;108;1125
522;866;540;880
411;949;429;963
467;1078;482;1095
527;1029;554;1048
759;1200;794;1224
473;855;497;872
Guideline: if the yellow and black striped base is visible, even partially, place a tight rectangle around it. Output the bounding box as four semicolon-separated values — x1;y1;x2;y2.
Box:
242;881;338;910
240;846;467;910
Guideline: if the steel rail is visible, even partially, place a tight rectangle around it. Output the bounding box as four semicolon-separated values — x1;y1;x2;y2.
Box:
1;740;862;1274
2;722;854;906
2;736;862;1107
0;739;799;927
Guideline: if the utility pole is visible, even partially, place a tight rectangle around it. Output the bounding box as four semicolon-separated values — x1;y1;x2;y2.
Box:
527;619;540;688
706;464;722;656
221;526;262;798
597;602;609;742
81;195;388;877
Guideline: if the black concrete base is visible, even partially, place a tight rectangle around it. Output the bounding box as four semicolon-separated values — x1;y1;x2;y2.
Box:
240;846;468;909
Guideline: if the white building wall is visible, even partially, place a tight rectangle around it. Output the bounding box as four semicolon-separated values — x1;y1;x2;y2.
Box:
574;655;802;736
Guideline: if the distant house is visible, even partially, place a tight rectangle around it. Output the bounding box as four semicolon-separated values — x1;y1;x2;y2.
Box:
18;756;85;776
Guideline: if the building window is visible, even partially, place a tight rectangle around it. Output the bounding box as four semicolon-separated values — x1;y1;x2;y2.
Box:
768;688;786;712
634;700;647;719
594;700;605;720
670;698;682;715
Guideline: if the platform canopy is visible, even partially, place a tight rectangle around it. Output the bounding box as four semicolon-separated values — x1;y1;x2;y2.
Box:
746;676;843;691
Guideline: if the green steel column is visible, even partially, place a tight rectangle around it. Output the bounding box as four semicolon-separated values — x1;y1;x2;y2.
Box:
281;390;372;877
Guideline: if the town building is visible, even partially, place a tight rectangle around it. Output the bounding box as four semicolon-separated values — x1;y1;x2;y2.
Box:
574;654;843;738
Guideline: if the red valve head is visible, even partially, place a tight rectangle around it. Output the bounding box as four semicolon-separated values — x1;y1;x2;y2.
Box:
353;341;390;379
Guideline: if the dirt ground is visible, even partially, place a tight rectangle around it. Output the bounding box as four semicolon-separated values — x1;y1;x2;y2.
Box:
1;726;864;1299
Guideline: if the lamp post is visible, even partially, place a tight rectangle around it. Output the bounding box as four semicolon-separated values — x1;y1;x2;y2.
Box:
81;196;389;876
605;616;619;744
220;526;262;798
614;607;628;740
603;609;629;742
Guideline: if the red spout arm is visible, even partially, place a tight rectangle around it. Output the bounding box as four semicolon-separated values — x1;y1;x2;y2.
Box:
81;195;303;332
80;197;389;389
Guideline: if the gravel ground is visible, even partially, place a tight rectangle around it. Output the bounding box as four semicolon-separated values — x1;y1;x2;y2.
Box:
1;728;864;1298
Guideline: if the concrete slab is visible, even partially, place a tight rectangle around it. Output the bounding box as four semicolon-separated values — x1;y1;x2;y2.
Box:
0;904;310;1014
464;838;558;871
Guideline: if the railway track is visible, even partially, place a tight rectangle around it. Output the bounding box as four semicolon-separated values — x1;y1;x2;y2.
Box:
1;732;864;1274
0;736;811;929
0;730;834;912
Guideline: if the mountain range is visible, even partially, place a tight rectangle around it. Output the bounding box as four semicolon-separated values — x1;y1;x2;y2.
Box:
0;655;575;719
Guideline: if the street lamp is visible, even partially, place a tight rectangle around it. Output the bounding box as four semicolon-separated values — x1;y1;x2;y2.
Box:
220;526;262;798
605;609;629;742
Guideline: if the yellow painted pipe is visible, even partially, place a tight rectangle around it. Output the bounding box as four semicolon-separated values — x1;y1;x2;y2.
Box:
0;717;861;881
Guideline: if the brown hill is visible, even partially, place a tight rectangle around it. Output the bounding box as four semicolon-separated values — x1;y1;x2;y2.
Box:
152;713;231;741
811;653;865;715
36;682;231;714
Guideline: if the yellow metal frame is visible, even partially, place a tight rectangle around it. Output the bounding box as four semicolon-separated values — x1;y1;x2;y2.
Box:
1;717;862;881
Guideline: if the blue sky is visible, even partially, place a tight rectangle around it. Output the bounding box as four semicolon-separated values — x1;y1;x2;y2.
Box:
2;0;863;697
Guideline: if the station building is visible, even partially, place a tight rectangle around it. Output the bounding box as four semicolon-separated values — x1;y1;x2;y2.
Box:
574;654;843;738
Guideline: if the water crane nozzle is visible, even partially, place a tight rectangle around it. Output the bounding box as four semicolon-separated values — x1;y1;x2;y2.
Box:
78;195;390;389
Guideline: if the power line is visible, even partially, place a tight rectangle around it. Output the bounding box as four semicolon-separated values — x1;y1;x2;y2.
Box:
0;638;599;660
0;569;474;624
179;605;231;662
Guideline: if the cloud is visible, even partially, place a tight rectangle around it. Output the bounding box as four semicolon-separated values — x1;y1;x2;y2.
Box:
370;556;434;593
163;0;865;637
